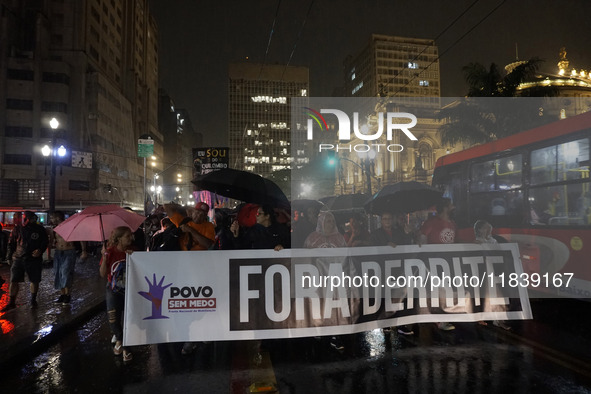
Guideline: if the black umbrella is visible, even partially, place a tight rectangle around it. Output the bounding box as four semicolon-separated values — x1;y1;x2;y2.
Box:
192;169;290;210
291;199;326;212
364;181;442;214
321;193;371;211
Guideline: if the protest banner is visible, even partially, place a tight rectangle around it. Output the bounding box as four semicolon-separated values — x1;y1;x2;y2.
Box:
123;243;531;346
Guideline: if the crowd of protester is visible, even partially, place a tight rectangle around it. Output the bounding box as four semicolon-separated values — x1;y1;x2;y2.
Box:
0;196;512;363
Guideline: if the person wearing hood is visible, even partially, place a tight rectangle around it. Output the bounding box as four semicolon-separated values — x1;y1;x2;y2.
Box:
304;211;346;249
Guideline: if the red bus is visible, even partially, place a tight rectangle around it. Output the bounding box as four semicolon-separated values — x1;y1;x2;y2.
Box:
432;111;591;298
0;208;49;231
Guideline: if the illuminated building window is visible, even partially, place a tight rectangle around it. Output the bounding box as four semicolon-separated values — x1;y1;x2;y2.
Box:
352;81;364;94
271;122;287;129
251;96;286;104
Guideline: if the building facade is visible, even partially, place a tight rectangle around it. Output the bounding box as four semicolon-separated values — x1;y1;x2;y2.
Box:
228;62;309;180
339;34;444;194
157;90;202;206
344;34;440;99
0;0;160;211
514;48;591;116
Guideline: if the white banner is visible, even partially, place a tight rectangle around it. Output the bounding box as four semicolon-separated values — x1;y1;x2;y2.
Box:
123;244;531;346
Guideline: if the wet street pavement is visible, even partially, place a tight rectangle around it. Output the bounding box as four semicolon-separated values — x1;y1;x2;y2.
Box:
1;259;591;393
3;315;591;393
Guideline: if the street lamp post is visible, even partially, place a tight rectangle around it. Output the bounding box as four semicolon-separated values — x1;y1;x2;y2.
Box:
150;181;161;205
356;150;377;195
331;153;380;195
41;118;65;214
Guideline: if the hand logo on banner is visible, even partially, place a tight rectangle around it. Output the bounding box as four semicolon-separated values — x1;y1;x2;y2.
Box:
139;274;173;320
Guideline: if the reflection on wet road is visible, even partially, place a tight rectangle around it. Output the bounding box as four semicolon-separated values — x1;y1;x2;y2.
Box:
4;316;591;393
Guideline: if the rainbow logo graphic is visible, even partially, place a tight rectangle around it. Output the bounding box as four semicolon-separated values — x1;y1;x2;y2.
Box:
303;107;328;131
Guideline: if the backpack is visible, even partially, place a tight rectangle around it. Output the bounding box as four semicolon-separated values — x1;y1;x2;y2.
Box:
109;258;126;294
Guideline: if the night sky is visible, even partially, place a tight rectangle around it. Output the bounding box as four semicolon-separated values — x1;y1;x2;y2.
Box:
148;0;591;146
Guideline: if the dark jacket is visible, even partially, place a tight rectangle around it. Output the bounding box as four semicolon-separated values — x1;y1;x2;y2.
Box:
371;227;413;246
234;223;291;250
11;222;49;261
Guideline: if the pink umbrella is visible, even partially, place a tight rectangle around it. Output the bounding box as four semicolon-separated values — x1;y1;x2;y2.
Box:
53;205;146;242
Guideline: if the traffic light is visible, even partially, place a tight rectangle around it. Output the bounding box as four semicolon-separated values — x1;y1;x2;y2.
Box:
326;151;337;167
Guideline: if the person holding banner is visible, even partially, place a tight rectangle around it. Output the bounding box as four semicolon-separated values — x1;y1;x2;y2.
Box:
230;205;290;251
293;203;321;248
371;212;415;336
304;211;348;351
99;226;134;362
165;202;215;251
473;220;511;330
304;211;346;249
370;212;414;248
419;198;457;331
344;213;371;247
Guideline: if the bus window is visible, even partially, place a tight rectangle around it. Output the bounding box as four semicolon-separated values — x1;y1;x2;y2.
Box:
529;183;591;225
469;190;525;227
531;138;589;185
470;154;522;192
470;161;495;192
496;155;522;189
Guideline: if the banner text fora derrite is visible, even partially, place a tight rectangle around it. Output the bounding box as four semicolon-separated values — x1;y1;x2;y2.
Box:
229;246;527;331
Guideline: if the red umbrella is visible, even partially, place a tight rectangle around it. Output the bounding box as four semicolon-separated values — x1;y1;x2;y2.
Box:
54;205;146;242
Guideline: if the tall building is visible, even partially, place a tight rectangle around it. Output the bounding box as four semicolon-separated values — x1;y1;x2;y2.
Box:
344;34;440;99
0;0;160;211
157;90;202;206
337;34;444;193
228;62;309;179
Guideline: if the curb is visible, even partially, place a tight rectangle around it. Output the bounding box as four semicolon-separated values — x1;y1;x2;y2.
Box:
0;299;105;369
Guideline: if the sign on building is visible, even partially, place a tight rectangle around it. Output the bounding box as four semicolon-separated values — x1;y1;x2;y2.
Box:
193;147;229;176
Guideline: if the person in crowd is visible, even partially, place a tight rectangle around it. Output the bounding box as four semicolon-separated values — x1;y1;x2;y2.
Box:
371;212;415;336
419;198;457;331
213;209;235;250
344;213;371;247
0;222;4;285
123;207;146;251
6;212;23;263
144;214;163;249
371;212;414;247
149;217;180;251
0;222;6;262
230;205;290;250
51;211;86;305
292;203;320;248
165;202;215;355
1;211;49;311
304;211;346;249
229;205;290;358
166;202;215;251
303;211;347;350
99;226;134;362
473;220;511;330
